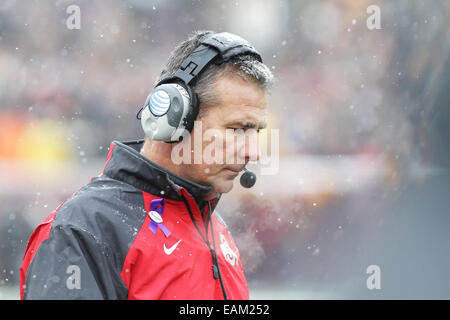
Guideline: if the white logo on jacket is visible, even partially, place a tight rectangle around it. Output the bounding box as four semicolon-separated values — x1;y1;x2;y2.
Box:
219;232;239;267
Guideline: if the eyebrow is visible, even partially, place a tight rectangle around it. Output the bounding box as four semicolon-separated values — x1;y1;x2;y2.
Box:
226;120;267;130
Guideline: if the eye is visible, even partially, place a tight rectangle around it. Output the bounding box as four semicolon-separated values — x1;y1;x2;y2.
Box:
227;127;261;134
227;127;244;132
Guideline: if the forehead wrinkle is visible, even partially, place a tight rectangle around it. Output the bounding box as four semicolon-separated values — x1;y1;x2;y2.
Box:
225;114;267;130
206;75;268;127
214;74;267;106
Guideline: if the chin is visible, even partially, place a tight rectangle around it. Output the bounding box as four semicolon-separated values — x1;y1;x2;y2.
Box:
212;180;234;194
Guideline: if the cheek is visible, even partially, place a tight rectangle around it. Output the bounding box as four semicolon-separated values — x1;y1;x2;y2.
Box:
198;163;223;179
204;132;230;165
223;135;239;156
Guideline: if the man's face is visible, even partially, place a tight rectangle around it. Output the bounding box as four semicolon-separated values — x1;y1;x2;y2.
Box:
177;74;267;197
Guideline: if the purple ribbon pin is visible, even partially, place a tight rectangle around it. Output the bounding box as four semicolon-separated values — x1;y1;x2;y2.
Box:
148;198;171;238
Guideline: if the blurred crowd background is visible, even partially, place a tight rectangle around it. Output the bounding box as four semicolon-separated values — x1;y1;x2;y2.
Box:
1;0;449;299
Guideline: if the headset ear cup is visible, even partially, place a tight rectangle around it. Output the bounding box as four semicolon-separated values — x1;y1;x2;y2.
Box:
140;91;168;141
182;86;199;134
141;82;194;142
157;78;200;141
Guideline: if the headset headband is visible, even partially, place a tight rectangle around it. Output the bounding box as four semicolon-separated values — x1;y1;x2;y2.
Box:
138;32;263;142
158;32;263;86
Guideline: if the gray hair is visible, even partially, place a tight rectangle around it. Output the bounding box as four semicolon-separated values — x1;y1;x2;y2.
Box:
156;30;274;116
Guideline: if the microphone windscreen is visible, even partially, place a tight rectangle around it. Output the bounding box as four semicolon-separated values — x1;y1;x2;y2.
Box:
240;170;256;188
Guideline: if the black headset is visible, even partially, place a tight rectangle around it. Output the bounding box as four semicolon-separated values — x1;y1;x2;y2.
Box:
138;32;263;143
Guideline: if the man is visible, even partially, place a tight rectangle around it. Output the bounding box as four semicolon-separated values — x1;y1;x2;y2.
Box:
20;30;273;299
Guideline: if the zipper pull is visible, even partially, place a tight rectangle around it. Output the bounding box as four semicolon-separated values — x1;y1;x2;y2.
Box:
209;248;219;279
212;263;219;279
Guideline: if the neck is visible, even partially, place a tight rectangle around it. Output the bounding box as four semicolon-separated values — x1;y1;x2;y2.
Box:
139;138;176;173
203;192;219;201
140;139;218;201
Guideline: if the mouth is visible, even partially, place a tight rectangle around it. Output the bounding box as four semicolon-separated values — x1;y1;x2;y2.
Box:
223;166;244;176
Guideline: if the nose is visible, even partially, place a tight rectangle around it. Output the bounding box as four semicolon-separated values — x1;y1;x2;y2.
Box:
238;131;260;162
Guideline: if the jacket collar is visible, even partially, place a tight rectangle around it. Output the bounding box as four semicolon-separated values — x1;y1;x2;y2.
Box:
102;139;220;211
